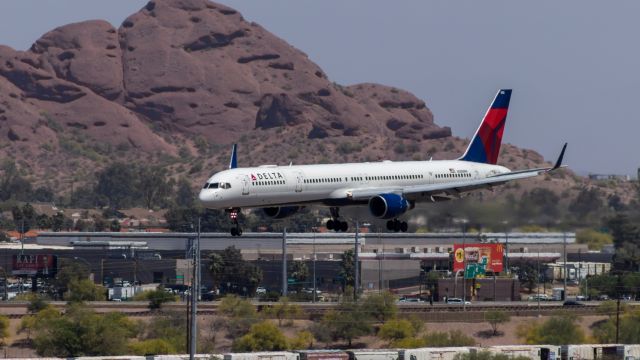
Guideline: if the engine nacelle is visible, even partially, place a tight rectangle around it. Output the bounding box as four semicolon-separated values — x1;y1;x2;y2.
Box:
368;193;411;219
263;206;301;219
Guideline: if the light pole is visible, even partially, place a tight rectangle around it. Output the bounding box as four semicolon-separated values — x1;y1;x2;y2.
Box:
502;220;510;275
453;218;469;311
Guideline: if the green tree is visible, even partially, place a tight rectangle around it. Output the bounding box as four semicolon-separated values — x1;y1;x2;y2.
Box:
95;163;139;209
218;295;259;338
264;297;302;326
0;315;9;346
31;303;138;357
12;203;36;233
0;160;32;201
288;260;309;292
319;297;372;346
142;311;186;353
54;259;91;299
485;310;510;336
569;187;604;221
175;177;195;207
143;287;178;310
516;262;538;293
65;278;106;302
109;219;121;232
208;246;262;296
232;321;288;351
361;291;398;322
593;310;640;344
51;212;65;232
576;229;613;251
517;314;585;345
137;165;171;209
339;249;355;291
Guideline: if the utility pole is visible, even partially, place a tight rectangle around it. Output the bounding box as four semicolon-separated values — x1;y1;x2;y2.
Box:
563;231;567;301
462;220;467;311
503;220;509;275
537;248;541;315
189;218;200;360
354;220;360;300
616;272;622;343
282;228;287;296
312;228;317;303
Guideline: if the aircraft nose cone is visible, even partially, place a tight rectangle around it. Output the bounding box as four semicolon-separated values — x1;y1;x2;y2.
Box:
198;190;209;204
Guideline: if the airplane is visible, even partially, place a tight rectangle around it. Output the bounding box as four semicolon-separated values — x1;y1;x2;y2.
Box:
199;89;567;236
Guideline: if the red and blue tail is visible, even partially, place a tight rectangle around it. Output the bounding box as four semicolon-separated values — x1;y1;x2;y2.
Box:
459;89;512;165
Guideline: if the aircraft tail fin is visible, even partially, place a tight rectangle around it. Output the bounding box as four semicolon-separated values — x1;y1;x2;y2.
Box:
229;144;237;169
459;89;512;165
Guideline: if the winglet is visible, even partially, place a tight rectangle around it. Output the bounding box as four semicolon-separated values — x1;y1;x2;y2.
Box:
229;144;238;169
552;143;567;170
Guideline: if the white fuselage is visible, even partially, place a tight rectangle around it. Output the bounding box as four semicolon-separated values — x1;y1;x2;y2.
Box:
198;160;510;209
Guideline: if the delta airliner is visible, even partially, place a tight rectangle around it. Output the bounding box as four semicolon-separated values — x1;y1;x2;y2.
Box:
199;89;567;236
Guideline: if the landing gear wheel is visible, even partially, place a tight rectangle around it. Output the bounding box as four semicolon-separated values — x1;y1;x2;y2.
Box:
328;207;348;232
327;220;335;230
227;208;243;237
386;220;394;231
400;221;408;233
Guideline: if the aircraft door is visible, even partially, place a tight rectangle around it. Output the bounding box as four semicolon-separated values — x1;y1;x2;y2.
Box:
295;172;303;192
242;175;250;195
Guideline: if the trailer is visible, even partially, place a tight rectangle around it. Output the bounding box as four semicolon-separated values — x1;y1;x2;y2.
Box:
224;352;299;360
399;347;471;360
347;350;399;360
487;345;560;360
297;350;349;360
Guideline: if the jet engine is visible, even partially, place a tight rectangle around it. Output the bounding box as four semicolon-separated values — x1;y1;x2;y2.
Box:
368;193;412;219
263;206;301;219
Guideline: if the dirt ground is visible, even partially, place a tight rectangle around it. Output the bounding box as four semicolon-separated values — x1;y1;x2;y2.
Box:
1;313;608;356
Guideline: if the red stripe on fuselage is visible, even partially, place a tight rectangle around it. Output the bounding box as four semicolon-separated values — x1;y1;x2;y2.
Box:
477;108;507;164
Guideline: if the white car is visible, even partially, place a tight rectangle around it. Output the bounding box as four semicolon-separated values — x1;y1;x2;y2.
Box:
446;297;471;305
256;287;267;295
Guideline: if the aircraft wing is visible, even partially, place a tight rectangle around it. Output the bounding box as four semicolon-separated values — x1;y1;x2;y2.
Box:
345;143;567;201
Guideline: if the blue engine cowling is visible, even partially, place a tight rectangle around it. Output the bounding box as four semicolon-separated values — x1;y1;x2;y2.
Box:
369;193;410;219
263;206;301;219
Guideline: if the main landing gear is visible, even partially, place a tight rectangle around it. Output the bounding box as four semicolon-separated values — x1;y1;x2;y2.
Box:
326;207;349;232
227;208;243;236
387;219;408;233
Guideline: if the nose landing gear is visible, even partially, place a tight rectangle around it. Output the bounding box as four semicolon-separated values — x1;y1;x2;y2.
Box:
326;207;349;232
227;208;243;236
386;219;408;232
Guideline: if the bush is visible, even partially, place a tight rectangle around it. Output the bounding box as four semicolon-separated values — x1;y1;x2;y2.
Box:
517;315;585;345
129;339;176;355
378;319;416;342
0;315;9;346
485;310;510;335
362;291;397;322
232;321;288;352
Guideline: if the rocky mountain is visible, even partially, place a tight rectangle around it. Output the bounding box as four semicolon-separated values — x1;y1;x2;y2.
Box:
0;0;620;204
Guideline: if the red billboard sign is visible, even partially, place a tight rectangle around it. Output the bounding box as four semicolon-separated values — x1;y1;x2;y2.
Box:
12;254;57;276
453;243;504;273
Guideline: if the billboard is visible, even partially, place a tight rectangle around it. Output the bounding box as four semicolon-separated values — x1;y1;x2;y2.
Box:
12;254;57;277
453;243;504;273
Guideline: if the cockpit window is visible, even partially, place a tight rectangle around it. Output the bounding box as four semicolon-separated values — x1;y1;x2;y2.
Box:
203;182;219;189
220;182;231;189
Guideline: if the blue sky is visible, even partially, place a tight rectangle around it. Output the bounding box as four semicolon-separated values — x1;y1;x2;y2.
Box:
1;0;638;175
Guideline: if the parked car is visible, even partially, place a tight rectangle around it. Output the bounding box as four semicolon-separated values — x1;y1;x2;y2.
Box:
256;287;267;295
563;300;585;307
446;297;471;305
528;294;550;301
